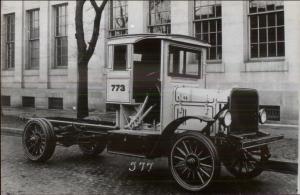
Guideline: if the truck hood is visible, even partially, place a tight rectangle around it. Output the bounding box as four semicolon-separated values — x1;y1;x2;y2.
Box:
174;87;231;103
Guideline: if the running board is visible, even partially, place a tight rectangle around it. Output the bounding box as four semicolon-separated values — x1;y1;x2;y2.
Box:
229;131;284;149
263;159;298;175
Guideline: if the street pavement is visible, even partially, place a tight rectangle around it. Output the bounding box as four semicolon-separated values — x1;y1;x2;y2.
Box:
1;134;298;194
1;112;298;194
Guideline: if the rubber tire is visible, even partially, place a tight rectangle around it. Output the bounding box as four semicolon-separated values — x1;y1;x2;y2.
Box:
168;132;220;192
222;145;268;179
22;118;56;162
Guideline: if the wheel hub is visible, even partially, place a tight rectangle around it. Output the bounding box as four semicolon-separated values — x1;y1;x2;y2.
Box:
186;154;199;169
30;135;40;144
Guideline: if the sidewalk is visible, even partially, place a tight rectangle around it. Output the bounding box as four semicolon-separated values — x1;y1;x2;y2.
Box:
1;106;115;122
1;107;115;135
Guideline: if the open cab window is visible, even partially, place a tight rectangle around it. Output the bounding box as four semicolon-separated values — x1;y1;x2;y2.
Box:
113;45;127;71
168;45;202;78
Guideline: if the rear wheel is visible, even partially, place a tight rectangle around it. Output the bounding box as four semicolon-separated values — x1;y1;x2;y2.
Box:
223;145;269;179
78;142;106;157
169;132;220;192
22;119;56;162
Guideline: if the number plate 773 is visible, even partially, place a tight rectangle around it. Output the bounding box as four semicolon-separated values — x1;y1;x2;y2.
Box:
111;84;125;92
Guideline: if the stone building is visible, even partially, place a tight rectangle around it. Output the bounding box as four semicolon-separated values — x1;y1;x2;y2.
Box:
1;1;299;124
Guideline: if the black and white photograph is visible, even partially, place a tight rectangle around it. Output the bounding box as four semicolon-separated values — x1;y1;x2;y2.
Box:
1;0;299;194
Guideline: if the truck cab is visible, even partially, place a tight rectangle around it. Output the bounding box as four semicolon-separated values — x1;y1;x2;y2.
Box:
106;34;210;131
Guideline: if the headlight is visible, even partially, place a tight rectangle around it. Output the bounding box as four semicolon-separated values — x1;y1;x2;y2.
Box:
219;110;232;127
259;108;267;124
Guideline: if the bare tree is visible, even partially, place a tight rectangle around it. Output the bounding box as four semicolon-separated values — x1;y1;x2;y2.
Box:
75;0;108;118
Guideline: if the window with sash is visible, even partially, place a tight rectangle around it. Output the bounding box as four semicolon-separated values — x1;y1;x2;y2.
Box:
109;0;128;37
148;0;171;34
194;0;222;61
54;4;68;67
5;13;15;69
27;9;39;69
249;1;284;58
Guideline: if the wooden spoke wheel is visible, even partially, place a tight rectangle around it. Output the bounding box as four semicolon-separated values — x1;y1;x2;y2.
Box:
22;119;56;162
169;132;220;192
223;145;269;179
78;142;106;157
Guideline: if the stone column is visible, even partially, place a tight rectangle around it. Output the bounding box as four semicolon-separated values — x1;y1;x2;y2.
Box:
67;1;77;89
128;1;147;34
39;1;50;89
222;1;246;82
170;1;193;35
284;1;300;83
14;1;24;88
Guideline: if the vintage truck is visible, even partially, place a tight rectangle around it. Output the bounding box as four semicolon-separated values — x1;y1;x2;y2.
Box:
22;34;283;192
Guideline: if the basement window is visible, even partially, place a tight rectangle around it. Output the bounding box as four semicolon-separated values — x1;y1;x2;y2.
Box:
22;96;35;108
260;105;280;121
1;96;11;106
48;97;63;110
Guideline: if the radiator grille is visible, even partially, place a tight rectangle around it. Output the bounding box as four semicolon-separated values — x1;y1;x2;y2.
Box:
230;88;259;133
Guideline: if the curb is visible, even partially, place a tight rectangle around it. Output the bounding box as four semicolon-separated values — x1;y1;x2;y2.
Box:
261;123;298;129
1;127;23;136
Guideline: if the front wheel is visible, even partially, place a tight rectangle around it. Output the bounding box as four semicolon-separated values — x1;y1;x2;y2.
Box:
78;142;106;157
223;145;270;179
169;132;220;192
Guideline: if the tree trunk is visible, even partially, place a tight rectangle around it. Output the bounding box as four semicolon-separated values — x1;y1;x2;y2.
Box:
75;0;108;119
77;59;89;118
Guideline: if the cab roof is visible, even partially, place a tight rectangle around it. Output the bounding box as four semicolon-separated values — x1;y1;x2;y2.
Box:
107;33;211;48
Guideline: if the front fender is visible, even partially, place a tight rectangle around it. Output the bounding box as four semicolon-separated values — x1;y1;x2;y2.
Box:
162;115;215;138
149;116;215;157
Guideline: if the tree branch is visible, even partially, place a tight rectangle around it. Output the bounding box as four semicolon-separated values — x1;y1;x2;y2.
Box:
90;0;100;12
86;0;109;58
75;0;87;54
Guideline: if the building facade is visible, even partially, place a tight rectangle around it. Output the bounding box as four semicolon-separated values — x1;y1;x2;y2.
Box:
1;1;299;124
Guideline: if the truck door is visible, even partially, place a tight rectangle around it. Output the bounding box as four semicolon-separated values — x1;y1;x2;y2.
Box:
161;41;207;130
106;44;133;104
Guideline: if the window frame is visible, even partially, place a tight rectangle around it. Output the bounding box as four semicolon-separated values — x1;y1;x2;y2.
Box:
109;0;128;37
53;3;68;68
27;9;40;70
1;95;11;106
168;44;202;79
193;0;222;62
248;1;285;60
4;13;15;70
112;44;128;71
148;0;171;34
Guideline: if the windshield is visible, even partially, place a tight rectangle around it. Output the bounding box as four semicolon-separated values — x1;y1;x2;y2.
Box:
168;45;202;78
